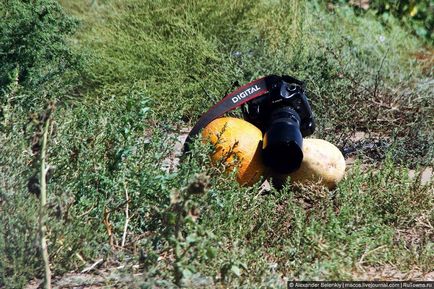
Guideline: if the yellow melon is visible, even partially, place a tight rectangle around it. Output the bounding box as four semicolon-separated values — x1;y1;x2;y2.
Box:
202;117;266;186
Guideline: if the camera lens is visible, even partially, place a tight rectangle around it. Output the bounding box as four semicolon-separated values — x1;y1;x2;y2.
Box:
262;107;303;174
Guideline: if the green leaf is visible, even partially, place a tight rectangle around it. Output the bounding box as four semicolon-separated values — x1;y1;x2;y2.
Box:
167;212;177;225
175;244;182;257
182;268;193;279
186;234;197;244
238;262;248;270
415;26;428;37
206;247;217;259
230;265;241;277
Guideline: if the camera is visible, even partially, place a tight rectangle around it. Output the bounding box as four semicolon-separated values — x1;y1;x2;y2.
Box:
241;75;315;174
184;74;315;175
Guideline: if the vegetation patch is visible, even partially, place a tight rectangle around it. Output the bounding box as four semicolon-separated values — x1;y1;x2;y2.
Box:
0;0;432;287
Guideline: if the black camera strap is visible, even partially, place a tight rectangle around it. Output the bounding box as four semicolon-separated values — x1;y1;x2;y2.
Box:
183;76;274;152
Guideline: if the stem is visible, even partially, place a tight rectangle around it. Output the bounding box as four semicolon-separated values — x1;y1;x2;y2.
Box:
121;182;129;248
173;203;184;286
39;119;52;289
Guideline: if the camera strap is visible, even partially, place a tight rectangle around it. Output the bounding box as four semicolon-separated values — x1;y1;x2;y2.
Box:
183;76;274;152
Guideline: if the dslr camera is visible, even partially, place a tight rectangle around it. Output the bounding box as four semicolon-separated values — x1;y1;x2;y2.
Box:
242;75;315;174
184;74;315;175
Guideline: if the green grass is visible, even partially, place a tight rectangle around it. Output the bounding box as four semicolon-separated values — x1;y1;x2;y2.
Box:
63;0;433;166
0;0;433;287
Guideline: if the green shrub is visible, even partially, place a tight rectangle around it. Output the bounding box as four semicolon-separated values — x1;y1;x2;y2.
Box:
332;0;433;42
0;0;82;115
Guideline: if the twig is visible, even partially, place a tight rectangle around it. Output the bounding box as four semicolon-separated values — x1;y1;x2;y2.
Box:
103;207;114;248
75;252;86;264
373;48;390;100
121;182;130;248
81;258;104;273
77;204;96;219
358;245;387;267
188;75;216;101
39;118;52;289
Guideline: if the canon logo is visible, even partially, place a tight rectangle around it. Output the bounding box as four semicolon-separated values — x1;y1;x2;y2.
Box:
231;85;261;104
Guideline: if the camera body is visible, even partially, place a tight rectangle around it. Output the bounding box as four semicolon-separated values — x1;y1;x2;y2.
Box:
242;75;315;174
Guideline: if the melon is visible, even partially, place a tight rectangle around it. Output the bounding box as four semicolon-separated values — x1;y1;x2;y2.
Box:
202;117;266;186
288;138;346;189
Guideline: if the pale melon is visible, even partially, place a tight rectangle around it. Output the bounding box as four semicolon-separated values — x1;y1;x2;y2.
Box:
288;138;346;189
